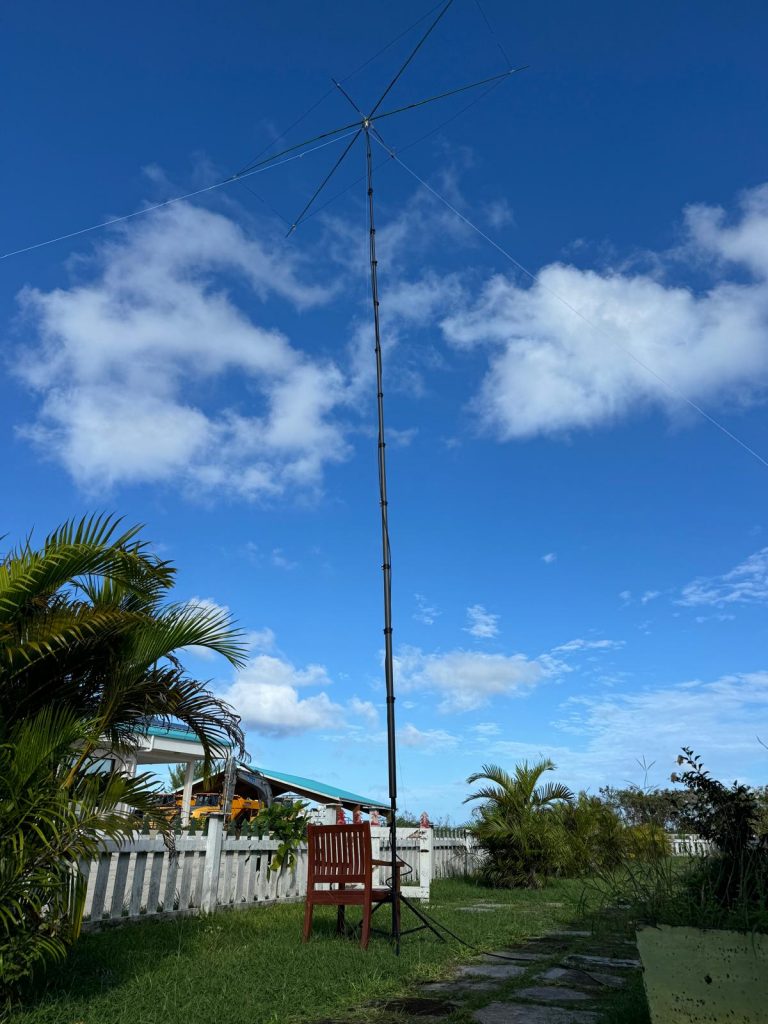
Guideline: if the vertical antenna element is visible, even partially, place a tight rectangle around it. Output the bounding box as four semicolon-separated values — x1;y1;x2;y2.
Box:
365;126;400;953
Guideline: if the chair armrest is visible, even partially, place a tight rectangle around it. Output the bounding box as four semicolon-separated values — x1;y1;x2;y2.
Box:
372;858;406;869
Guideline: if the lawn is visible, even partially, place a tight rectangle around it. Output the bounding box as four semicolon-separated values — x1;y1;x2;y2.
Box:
12;878;648;1024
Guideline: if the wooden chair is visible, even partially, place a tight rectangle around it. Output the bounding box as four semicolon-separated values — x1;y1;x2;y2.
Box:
302;822;401;950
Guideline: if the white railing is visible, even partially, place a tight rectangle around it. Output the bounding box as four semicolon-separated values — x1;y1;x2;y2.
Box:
669;833;716;857
79;821;712;928
80;818;480;928
81;820;307;927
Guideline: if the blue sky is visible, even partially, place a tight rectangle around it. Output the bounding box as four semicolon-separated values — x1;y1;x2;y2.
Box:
3;1;768;819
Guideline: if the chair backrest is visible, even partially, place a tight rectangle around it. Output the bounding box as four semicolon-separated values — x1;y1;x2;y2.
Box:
306;823;372;887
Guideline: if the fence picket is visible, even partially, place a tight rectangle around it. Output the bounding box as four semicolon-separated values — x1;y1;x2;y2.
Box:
146;851;164;914
163;850;180;914
110;852;131;919
129;852;148;917
178;852;194;910
89;856;111;921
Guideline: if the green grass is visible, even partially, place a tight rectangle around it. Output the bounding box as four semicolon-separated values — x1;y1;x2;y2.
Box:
11;878;649;1024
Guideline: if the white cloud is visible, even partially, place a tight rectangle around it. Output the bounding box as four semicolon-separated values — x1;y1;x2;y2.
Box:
15;202;351;499
440;183;768;440
552;638;624;654
640;590;660;604
271;548;298;570
395;645;557;713
413;593;440;626
542;552;557;564
246;627;276;652
348;697;379;727
464;604;500;639
537;671;768;790
188;595;230;617
679;547;768;607
619;590;632;605
224;680;341;736
399;723;459;750
220;650;337;736
218;638;381;737
470;722;501;736
484;199;515;230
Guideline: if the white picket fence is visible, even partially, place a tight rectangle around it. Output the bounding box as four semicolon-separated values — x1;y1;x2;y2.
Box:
81;819;477;928
669;833;715;857
80;821;707;929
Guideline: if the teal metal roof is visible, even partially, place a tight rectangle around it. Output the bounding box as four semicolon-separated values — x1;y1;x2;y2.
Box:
144;724;201;742
242;766;389;812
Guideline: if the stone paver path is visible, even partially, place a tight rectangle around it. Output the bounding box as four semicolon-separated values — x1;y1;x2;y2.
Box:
413;926;643;1024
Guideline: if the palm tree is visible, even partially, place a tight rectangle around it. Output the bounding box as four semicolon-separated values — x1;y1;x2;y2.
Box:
0;514;247;765
0;515;248;993
0;706;167;998
465;760;574;888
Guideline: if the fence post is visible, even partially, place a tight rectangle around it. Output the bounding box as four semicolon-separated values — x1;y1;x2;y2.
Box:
200;813;224;913
418;827;433;899
370;826;383;887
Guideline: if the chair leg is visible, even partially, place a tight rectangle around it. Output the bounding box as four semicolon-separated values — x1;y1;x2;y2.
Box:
302;899;314;943
336;904;346;936
360;900;371;950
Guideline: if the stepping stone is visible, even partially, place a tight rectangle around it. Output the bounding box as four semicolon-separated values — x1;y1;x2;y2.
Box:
421;980;498;995
567;954;641;969
548;930;591;937
516;985;590;1003
474;1003;599;1023
457;963;527;980
480;951;545;962
539;967;626;989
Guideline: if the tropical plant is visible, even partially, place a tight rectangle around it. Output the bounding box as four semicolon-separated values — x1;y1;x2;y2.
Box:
670;749;768;926
242;800;309;871
0;514;247;766
598;784;698;833
0;515;249;995
552;792;628;876
465;760;574;888
0;707;162;1000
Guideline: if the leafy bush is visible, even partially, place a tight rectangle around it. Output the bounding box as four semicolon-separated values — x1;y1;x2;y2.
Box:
670;749;768;930
240;800;308;871
465;760;574;888
582;749;768;933
0;708;163;1000
553;793;628;876
0;516;248;999
598;784;699;832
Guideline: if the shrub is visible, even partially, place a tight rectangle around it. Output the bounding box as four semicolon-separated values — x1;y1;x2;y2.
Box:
465;760;574;889
553;793;628;876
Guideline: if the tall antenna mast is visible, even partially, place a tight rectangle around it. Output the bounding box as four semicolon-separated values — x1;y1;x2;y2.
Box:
364;124;401;946
284;0;525;951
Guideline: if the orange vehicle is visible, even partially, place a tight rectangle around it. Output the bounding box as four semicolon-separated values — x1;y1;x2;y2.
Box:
189;792;263;825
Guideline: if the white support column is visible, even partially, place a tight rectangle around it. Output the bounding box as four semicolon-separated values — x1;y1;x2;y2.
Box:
321;803;341;824
417;827;433;900
181;759;196;826
200;813;224;913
